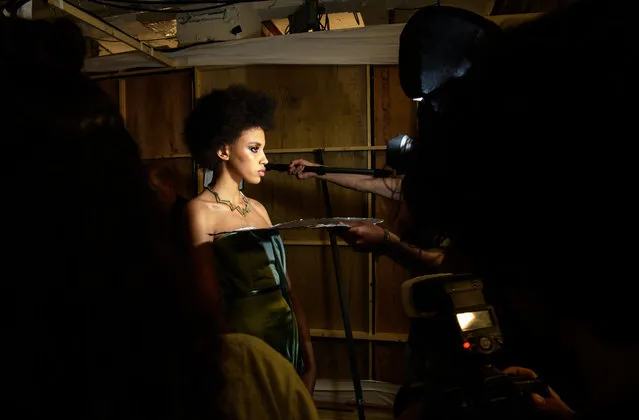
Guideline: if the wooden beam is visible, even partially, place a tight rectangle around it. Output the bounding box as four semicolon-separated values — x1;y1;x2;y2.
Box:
315;400;394;413
283;240;351;246
489;12;544;27
311;328;407;343
366;64;375;380
263;20;283;36
194;67;203;99
89;67;189;80
48;0;176;68
118;79;126;123
143;153;192;160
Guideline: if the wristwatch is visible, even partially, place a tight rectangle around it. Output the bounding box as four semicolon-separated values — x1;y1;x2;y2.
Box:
381;228;393;251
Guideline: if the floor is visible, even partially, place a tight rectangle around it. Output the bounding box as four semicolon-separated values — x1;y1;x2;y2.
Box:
316;403;394;420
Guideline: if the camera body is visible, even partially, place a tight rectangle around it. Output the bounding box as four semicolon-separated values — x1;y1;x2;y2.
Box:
396;273;548;420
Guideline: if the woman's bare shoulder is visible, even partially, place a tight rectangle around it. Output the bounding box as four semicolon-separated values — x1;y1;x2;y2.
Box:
185;195;229;225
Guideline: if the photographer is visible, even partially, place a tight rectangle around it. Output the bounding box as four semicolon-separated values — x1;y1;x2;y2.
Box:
288;159;468;395
288;159;446;272
399;0;638;419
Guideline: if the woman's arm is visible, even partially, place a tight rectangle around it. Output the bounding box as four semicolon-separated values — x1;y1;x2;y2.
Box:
184;200;228;331
287;274;317;394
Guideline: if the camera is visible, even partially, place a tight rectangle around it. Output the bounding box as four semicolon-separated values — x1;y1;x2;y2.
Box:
394;273;549;420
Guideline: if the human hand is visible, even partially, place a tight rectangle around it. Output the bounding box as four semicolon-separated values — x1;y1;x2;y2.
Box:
334;222;387;253
289;159;321;180
503;366;574;420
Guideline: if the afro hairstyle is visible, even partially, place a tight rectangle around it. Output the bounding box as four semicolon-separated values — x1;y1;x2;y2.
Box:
184;84;276;170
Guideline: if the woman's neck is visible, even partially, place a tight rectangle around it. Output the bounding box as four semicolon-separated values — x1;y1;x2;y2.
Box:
210;169;243;203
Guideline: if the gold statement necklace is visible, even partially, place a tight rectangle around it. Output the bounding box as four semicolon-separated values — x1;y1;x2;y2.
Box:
207;186;251;217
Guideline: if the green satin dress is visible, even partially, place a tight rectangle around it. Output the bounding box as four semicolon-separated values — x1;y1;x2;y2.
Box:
212;228;304;374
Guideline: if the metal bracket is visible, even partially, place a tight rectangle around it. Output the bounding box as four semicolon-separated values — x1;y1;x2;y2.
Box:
47;0;176;68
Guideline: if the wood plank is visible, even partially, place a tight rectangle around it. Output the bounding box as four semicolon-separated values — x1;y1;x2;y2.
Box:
95;79;119;108
287;246;369;332
311;329;407;342
125;70;193;159
312;339;370;381
374;342;408;385
196;65;368;150
371;66;417;336
366;64;374;380
372;66;417;148
374;255;412;335
118;79;126;121
283;240;351;246
317;406;394;420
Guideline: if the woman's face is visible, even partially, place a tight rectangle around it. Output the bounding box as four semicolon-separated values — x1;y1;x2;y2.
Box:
225;127;269;184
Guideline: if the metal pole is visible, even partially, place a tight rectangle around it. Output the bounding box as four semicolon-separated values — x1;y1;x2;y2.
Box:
315;149;366;420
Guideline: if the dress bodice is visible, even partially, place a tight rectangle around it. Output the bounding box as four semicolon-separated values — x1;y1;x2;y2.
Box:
211;228;303;374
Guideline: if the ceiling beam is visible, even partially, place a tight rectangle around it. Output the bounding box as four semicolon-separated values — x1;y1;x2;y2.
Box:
262;20;283;36
47;0;176;67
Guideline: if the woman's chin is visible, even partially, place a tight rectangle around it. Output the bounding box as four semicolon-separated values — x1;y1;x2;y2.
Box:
245;176;262;185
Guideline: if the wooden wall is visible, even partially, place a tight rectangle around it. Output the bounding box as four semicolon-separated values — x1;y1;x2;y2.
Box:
96;70;196;201
371;66;417;384
94;64;417;386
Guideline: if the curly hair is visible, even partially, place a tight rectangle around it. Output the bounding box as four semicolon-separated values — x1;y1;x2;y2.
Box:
184;84;277;170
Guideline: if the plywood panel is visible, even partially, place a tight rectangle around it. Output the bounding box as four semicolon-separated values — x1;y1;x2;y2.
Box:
143;157;195;200
371;66;418;336
372;66;417;147
313;338;370;380
96;79;119;107
374;342;407;385
317;407;393;420
243;151;368;242
375;256;411;334
372;65;416;238
286;246;369;332
197;65;368;149
125;70;193;159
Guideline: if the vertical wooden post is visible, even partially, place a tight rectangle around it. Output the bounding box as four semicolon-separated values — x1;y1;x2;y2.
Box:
118;79;126;124
193;67;203;194
366;64;374;380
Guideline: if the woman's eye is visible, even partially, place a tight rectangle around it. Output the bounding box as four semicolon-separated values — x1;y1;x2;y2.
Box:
249;147;259;153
